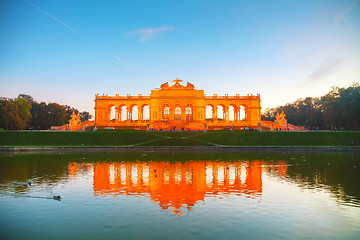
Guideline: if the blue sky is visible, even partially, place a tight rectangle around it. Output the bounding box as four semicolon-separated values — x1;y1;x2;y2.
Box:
1;0;359;116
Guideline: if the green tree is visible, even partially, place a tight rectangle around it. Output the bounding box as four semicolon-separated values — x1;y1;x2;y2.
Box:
0;98;21;130
13;96;32;129
79;111;92;122
263;83;359;130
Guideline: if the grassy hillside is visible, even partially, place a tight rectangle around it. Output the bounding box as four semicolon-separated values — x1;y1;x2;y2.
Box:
0;130;359;147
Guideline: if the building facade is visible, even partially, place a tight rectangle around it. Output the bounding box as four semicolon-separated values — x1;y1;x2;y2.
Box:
94;79;262;130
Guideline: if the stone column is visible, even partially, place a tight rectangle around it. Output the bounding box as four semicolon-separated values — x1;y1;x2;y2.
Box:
115;108;119;122
214;106;217;121
169;106;175;121
160;106;163;121
127;108;131;121
225;107;229;122
181;107;186;121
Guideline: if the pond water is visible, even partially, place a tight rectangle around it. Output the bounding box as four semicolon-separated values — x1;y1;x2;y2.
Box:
0;151;359;240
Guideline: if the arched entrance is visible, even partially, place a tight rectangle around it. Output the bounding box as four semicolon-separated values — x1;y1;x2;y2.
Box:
108;105;116;121
118;105;127;121
239;105;247;121
130;105;139;121
206;105;214;121
229;104;237;121
217;105;226;121
141;105;150;121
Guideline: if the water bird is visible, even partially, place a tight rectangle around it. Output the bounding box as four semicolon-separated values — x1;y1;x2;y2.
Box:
53;195;61;200
23;180;32;187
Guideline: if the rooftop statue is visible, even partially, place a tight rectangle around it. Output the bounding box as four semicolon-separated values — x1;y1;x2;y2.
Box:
172;77;183;86
160;82;169;89
185;82;195;89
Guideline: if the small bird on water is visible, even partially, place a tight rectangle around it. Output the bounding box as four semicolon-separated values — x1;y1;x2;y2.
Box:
23;180;32;187
53;196;61;200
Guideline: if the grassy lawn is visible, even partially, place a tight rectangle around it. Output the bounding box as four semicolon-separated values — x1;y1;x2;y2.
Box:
0;130;359;147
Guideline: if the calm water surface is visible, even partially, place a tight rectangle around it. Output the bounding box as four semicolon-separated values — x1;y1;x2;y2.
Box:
0;151;359;239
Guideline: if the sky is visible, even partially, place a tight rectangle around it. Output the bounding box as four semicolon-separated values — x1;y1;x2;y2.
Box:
0;0;359;117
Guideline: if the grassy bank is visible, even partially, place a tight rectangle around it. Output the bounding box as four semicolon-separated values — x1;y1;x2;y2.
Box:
0;130;359;147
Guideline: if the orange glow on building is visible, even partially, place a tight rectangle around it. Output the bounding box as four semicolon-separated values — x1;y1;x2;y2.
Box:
94;79;263;130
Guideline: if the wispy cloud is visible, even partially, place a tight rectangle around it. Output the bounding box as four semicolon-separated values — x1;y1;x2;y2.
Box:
127;27;175;42
334;0;358;27
25;0;132;68
308;58;344;82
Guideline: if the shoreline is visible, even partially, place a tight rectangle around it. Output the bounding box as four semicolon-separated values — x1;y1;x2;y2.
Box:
1;146;359;152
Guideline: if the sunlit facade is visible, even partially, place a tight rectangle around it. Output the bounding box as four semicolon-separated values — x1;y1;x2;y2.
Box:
94;79;262;130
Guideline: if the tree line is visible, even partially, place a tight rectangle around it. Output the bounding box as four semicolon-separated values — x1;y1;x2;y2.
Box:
262;83;360;130
0;94;92;130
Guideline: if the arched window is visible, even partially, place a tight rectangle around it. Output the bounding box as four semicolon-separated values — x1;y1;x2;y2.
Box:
108;105;116;121
174;106;181;120
206;105;214;121
131;105;138;121
186;105;193;121
142;105;150;121
217;105;225;121
119;105;127;121
163;104;170;121
229;105;236;121
239;105;247;121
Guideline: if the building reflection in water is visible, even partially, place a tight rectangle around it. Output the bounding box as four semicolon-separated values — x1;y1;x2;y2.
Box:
68;160;287;216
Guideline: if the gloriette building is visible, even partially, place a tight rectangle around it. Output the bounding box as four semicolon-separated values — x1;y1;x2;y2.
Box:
94;78;262;130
